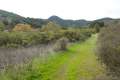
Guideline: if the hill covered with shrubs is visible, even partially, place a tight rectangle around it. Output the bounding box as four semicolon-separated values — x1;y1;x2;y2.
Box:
0;9;120;30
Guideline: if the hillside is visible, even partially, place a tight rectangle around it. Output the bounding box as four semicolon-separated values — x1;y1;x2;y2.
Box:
0;10;25;29
0;10;91;29
0;9;120;29
94;17;120;25
0;10;49;29
48;15;90;27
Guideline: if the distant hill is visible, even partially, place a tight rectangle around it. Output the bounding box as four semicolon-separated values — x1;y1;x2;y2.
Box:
48;15;90;27
0;10;49;29
94;17;120;25
0;9;120;30
0;10;23;19
0;10;25;29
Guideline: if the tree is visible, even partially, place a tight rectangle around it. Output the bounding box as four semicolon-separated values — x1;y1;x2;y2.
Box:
13;24;33;31
94;23;100;32
89;21;104;32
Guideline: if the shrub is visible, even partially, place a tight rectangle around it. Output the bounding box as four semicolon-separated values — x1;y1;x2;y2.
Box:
97;23;120;77
41;22;61;33
63;29;81;42
89;21;104;33
0;21;5;31
0;32;9;46
54;37;68;51
62;28;92;42
0;27;93;48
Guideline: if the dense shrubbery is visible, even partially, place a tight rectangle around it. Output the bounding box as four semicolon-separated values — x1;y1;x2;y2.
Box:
97;23;120;77
62;29;91;42
0;22;93;48
0;29;92;48
0;32;53;47
89;21;104;33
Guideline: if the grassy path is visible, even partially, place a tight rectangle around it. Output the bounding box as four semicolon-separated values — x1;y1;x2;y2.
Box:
51;34;105;80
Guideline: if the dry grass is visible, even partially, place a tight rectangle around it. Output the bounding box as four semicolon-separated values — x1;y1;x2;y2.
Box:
0;44;55;70
97;23;120;78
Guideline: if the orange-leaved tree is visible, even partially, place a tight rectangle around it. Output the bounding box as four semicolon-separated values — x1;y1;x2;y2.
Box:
13;24;33;31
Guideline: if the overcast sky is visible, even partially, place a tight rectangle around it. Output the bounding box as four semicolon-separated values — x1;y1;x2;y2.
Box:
0;0;120;20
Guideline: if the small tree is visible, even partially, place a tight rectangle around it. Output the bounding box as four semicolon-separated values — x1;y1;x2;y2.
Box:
94;23;100;33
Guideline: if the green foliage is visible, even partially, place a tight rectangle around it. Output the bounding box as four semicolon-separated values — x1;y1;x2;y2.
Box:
0;10;49;29
41;22;61;32
48;16;90;27
0;32;51;48
89;21;104;33
63;29;80;42
0;27;93;48
0;21;5;31
25;17;49;28
89;21;104;28
62;28;92;42
94;23;100;33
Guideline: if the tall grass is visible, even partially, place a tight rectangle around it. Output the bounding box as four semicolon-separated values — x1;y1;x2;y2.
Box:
0;44;55;70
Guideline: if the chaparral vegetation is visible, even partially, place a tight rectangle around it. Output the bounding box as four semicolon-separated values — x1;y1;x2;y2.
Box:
0;9;120;80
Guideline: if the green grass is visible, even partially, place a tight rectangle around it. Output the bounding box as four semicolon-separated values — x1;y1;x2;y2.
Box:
0;34;105;80
65;34;105;80
51;34;105;80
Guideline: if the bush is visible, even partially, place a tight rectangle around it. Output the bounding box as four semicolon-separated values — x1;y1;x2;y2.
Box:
97;23;120;77
41;22;61;33
54;37;68;51
0;27;93;48
0;21;5;31
89;21;104;33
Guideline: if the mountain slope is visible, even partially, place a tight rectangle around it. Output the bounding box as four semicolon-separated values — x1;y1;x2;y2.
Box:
94;17;120;25
0;10;25;28
0;10;48;29
0;9;120;29
48;15;90;27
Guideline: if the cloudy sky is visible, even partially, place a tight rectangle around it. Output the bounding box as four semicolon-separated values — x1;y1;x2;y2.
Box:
0;0;120;20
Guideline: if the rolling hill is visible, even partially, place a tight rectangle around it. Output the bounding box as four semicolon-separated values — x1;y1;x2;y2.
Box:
48;15;90;27
0;10;49;29
0;9;119;29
